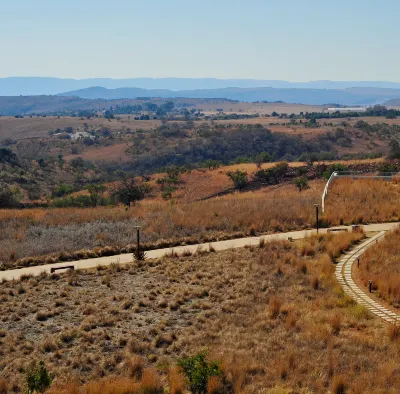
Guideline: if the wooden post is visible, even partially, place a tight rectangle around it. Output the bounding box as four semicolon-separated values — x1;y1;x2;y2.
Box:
314;204;319;234
369;280;372;293
135;226;140;260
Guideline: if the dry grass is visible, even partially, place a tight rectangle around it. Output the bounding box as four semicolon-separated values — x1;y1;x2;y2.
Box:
0;184;322;267
0;232;399;392
3;176;400;269
359;228;400;307
325;178;400;225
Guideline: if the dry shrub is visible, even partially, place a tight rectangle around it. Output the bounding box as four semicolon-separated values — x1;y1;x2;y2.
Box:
207;375;223;393
53;369;163;394
124;356;144;379
0;379;7;394
140;368;163;394
268;297;282;319
311;275;320;290
329;313;342;335
388;324;400;342
169;366;186;394
332;375;346;394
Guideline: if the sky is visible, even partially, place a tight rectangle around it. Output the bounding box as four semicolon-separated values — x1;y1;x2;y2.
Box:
1;0;399;81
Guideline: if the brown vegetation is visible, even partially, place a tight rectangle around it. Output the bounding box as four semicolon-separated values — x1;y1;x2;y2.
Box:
325;178;400;224
1;232;399;392
359;228;400;307
3;176;400;269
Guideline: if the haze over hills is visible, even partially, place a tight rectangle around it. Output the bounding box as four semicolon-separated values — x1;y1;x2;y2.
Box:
58;86;400;106
3;77;400;96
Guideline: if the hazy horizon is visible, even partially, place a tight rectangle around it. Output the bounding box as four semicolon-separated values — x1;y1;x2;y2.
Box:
2;0;400;81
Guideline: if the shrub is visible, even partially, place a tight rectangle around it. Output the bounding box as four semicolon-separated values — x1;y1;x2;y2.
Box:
323;163;348;180
268;297;282;319
0;379;7;394
294;176;309;192
388;324;400;342
226;170;248;190
0;183;20;208
178;351;223;394
25;361;52;394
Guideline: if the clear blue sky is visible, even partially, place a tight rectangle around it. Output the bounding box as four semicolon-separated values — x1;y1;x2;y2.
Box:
1;0;399;81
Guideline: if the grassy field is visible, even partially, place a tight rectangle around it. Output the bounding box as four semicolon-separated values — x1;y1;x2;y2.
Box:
0;183;322;267
359;229;400;307
3;232;399;393
2;176;400;268
0;116;160;140
325;178;400;224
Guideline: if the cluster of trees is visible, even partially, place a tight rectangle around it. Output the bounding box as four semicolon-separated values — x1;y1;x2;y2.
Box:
51;178;152;208
113;101;175;117
118;124;336;175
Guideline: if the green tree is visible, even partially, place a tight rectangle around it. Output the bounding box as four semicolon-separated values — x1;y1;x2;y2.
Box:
110;178;151;206
25;361;52;394
294;176;309;192
389;140;400;159
0;183;20;208
204;159;221;170
178;351;222;394
87;183;107;206
227;170;248;190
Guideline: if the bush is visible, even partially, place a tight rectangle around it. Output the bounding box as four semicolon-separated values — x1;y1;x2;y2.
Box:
0;184;20;208
178;351;222;394
51;184;74;198
254;162;289;185
323;163;348;180
25;361;52;394
294;176;309;192
227;170;248;190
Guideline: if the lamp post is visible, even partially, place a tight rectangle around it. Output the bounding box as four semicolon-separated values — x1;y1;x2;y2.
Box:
314;204;319;234
135;226;141;260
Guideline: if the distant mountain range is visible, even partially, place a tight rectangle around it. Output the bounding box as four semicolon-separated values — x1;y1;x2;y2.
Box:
3;77;400;96
1;77;400;106
58;86;400;106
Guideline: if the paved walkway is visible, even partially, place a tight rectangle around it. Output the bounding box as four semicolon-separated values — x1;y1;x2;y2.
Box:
1;222;398;282
336;230;400;323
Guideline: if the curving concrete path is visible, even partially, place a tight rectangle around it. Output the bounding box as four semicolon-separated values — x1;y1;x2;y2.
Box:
336;230;400;323
0;222;398;283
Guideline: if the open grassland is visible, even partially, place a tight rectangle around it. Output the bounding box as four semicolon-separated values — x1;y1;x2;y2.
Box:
189;102;323;114
325;178;400;225
359;229;400;307
3;232;399;393
0;116;160;140
0;185;322;267
3;176;400;268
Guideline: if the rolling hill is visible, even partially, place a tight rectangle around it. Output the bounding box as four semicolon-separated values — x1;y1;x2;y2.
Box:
59;86;400;105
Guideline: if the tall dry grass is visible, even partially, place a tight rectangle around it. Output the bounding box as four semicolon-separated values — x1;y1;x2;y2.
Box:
0;186;321;264
325;178;400;224
359;228;400;306
1;177;400;266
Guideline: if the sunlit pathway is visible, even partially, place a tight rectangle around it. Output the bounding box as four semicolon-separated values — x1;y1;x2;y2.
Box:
0;222;398;282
